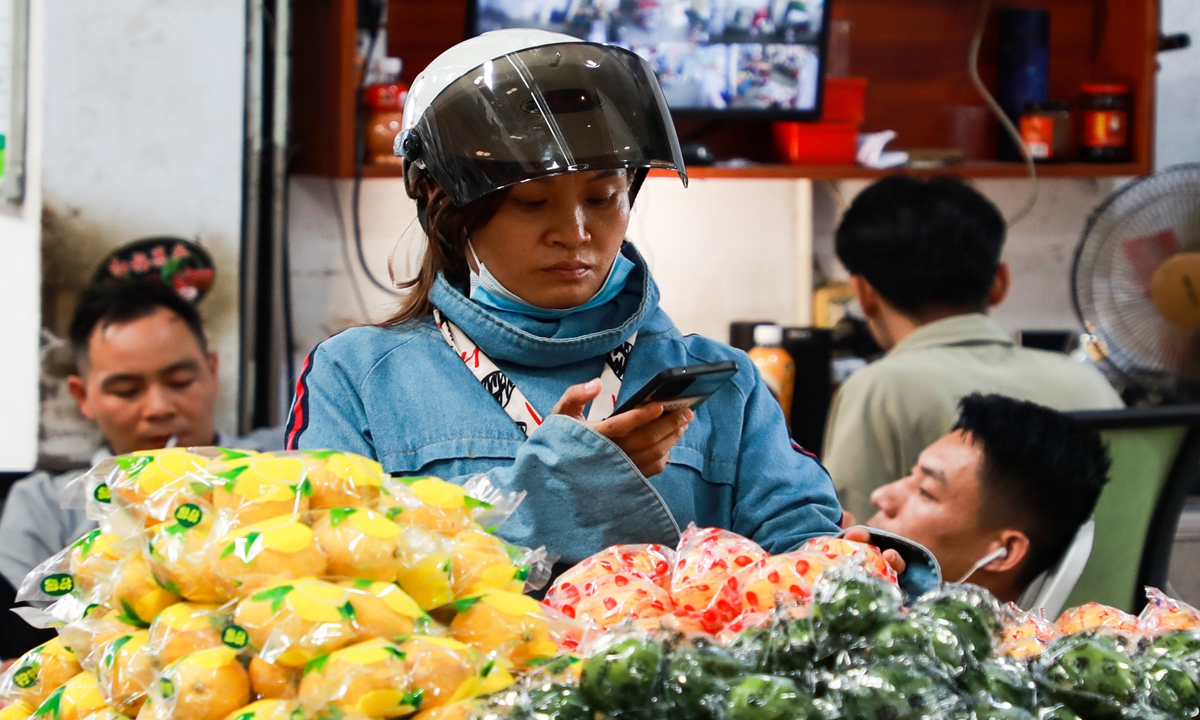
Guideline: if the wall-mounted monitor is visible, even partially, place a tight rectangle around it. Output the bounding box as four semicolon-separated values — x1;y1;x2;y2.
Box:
469;0;831;120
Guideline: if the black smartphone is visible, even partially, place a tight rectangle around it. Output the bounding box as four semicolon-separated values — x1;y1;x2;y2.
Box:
613;361;739;415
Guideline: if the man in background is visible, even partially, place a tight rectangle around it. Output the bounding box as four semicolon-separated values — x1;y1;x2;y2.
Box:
864;393;1111;605
0;282;281;656
823;175;1123;521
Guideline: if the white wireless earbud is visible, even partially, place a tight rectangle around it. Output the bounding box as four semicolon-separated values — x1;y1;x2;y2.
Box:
954;546;1009;584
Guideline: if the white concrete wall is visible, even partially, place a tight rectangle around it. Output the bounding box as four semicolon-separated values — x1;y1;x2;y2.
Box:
40;0;246;435
0;0;43;471
287;175;814;363
1156;0;1200;168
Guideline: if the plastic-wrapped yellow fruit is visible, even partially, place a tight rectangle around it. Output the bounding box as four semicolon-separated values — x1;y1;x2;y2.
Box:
147;516;225;604
146;603;225;667
212;456;310;528
339;580;432;641
409;700;478;720
449;530;525;599
449;592;558;666
393;527;453;611
68;531;123;597
219;699;301;720
59;610;141;674
304;452;385;510
8;638;81;709
31;672;107;720
156;648;250;720
247;658;299;701
107;553;181;628
313;509;403;581
96;632;154;716
233;578;359;668
214;514;327;596
110;449;215;525
77;709;129;720
298;639;416;719
0;701;36;720
381;478;475;536
396;637;482;711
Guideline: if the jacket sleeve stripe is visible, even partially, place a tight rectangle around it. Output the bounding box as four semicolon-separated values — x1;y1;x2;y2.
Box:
285;352;316;450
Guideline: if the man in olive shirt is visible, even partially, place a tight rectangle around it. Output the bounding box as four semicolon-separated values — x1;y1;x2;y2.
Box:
823;176;1123;522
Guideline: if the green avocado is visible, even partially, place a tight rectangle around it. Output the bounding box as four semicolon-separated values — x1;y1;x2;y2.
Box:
521;682;592;720
663;645;752;720
912;591;999;662
580;635;664;713
724;675;815;720
1142;655;1200;718
832;662;957;720
1037;636;1139;720
872;614;967;673
1149;630;1200;661
978;658;1037;710
968;699;1038;720
810;575;900;648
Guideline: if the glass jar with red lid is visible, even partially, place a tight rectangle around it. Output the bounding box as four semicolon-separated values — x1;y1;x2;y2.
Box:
1079;83;1131;163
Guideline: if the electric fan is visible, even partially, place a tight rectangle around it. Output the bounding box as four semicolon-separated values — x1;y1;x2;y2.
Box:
1073;164;1200;400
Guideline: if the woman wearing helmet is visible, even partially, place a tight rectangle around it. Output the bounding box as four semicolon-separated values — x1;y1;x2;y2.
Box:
285;30;842;564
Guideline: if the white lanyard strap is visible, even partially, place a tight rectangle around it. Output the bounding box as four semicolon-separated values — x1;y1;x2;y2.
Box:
434;309;635;436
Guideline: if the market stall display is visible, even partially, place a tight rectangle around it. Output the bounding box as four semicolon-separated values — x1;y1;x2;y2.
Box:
3;446;1200;720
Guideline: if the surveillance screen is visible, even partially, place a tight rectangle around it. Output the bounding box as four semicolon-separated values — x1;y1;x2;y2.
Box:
474;0;826;114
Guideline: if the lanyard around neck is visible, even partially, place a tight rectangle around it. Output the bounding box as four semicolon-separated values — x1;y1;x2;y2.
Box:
433;309;636;437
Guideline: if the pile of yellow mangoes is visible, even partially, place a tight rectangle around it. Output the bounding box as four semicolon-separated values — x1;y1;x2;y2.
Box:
1;448;573;720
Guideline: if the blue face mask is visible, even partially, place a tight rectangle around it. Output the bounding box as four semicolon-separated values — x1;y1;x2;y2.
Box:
467;241;635;320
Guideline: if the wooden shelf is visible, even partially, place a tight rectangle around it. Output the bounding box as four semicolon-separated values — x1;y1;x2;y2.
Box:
291;0;1158;181
357;161;1146;181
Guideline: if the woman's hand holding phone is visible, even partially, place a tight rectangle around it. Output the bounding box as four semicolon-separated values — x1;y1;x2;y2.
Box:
553;379;693;478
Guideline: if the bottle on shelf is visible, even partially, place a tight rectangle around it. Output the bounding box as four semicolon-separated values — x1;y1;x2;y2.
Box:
748;324;796;430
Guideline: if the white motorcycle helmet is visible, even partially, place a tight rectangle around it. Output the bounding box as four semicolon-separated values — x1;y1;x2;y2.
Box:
395;29;688;208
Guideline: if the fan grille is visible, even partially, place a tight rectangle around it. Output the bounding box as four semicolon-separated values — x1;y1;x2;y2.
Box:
1073;164;1200;383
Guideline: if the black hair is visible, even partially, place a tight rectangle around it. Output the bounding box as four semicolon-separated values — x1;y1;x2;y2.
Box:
954;393;1111;585
69;282;208;361
835;175;1007;317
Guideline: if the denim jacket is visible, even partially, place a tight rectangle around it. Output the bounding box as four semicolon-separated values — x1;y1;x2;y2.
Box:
286;245;842;564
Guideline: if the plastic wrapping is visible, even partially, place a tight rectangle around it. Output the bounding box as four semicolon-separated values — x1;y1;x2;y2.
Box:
543;544;674;593
146;514;225;605
799;536;899;585
339;579;436;640
67;531;124;598
0;638;82;708
381;476;524;537
95;631;155;715
297;638;418;718
393;526;455;612
1054;602;1140;638
232;578;361;668
911;584;1003;662
247;658;301;701
105;553;182;628
214;514;328;597
1140;653;1200;718
58;610;143;673
722;673;820;720
146;602;233;666
145;647;252;720
211;454;313;528
103;448;225;527
661;642;752;720
669;526;768;618
30;672;107;720
398;636;513;710
1139;587;1200;635
299;451;387;510
543;571;674;630
312;508;404;581
449;529;550;600
809;564;903;654
217;699;301;720
825;662;959;720
1032;634;1141;720
999;604;1058;661
449;592;566;666
578;630;664;714
0;702;38;720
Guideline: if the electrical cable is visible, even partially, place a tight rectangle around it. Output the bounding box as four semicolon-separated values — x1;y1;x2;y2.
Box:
967;0;1039;228
352;20;406;297
329;177;372;321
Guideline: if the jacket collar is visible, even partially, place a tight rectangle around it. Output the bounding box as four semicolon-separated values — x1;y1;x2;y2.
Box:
430;243;660;368
889;313;1014;357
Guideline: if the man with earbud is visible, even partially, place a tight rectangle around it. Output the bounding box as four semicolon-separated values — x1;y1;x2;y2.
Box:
853;393;1111;605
